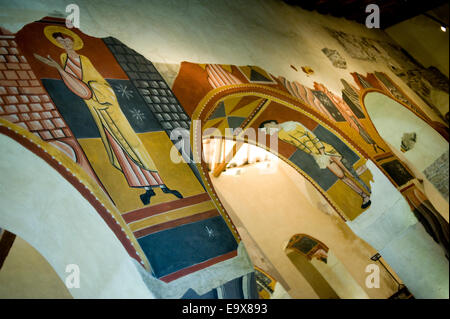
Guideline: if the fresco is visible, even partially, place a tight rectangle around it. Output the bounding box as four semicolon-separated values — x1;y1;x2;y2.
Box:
0;18;256;299
1;17;448;298
352;71;449;141
400;132;417;153
327;27;449;125
321;48;347;69
259;119;371;209
326;27;378;61
286;234;329;263
277;76;385;154
34;26;183;207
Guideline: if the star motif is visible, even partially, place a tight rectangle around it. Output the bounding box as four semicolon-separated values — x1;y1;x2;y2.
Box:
130;108;146;123
115;84;134;100
205;226;215;238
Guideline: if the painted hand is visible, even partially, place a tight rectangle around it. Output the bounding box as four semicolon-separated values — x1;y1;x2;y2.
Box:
34;53;61;70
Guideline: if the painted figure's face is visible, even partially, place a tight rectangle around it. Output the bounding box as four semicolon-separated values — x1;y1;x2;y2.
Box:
262;121;279;135
55;36;74;51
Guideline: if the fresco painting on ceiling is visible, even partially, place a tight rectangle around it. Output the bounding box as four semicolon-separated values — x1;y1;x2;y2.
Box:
286;234;329;263
277;76;385;154
301;66;314;76
400;132;417;153
238;65;277;84
1;18;257;299
321;48;347;69
341;79;366;119
326;27;379;61
327;27;449;125
378;158;414;187
258;119;372;209
202;95;268;134
423;150;449;202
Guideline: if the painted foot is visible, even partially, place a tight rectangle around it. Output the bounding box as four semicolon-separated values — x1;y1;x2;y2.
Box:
361;197;371;209
161;186;183;199
140;188;156;205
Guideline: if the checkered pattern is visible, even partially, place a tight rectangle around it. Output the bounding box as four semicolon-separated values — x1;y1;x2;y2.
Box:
0;34;71;141
103;37;191;137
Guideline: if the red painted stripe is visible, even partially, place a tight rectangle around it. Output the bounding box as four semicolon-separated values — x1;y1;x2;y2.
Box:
67;56;81;68
125;149;148;186
208;77;218;89
212;64;232;85
65;60;82;79
134;209;219;238
207;66;221;89
208;64;226;87
215;65;233;84
104;128;141;187
122;192;211;223
151;171;164;185
142;168;158;185
399;183;415;193
159;250;238;283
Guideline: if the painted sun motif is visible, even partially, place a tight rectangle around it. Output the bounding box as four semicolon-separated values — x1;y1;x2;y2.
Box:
115;84;134;100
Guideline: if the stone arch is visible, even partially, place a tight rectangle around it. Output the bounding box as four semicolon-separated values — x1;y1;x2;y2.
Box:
358;90;448;227
201;137;406;298
0;228;72;298
0;122;153;298
285;233;369;299
192;85;385;222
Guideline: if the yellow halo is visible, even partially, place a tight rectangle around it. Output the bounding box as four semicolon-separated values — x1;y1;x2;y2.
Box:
44;25;84;51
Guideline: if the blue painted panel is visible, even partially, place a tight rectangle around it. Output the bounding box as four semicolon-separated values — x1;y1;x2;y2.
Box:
41;78;162;139
289;149;338;190
138;215;238;278
289;124;360;191
313;124;359;165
